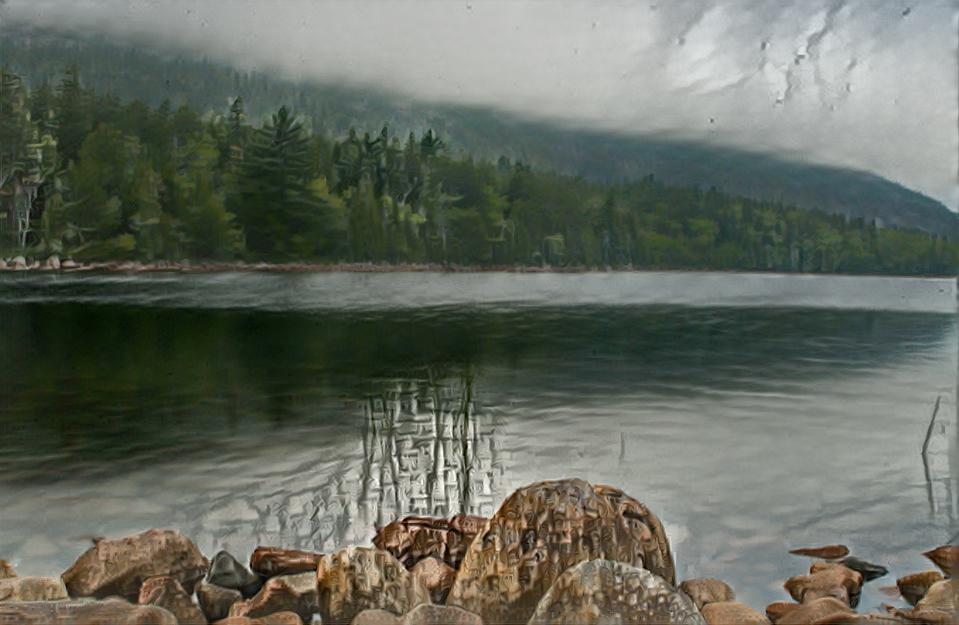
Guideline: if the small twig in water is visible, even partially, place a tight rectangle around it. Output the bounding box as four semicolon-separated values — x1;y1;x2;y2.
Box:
922;395;942;459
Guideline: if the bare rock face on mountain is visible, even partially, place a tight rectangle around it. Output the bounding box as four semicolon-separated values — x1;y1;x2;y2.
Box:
316;547;429;625
0;598;178;624
229;572;318;623
526;559;704;625
372;514;486;570
446;479;675;625
680;578;736;610
0;576;69;601
197;580;244;621
61;529;208;600
139;575;208;624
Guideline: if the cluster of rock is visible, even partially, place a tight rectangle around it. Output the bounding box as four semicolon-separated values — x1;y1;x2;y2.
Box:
0;479;955;624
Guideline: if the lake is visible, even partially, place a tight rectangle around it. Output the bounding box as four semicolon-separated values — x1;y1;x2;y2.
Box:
0;271;956;610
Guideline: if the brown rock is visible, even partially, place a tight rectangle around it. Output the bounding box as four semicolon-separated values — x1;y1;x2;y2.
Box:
230;571;318;623
0;576;69;601
885;604;957;625
766;601;800;623
410;557;455;604
0;560;14;579
680;578;736;610
61;528;208;600
0;598;178;624
351;609;401;625
701;601;770;625
316;546;429;625
372;514;486;570
447;479;676;625
785;563;863;607
776;597;855;625
250;547;324;578
526;559;705;625
198;580;244;621
924;546;959;577
897;571;945;606
401;604;484;625
139;575;208;624
917;578;957;613
209;551;265;598
789;545;851;560
213;612;304;625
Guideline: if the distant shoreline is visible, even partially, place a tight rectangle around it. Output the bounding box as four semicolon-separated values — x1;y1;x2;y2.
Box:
0;259;957;281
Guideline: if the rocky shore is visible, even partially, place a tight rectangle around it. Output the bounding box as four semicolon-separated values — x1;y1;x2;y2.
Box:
0;478;955;624
0;255;597;274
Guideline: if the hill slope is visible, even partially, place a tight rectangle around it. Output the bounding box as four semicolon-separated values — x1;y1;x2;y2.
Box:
3;25;956;238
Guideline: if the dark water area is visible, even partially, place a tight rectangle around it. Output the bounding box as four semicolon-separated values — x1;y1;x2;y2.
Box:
0;272;956;610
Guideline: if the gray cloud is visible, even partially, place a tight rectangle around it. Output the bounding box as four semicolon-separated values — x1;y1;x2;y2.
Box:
2;0;957;209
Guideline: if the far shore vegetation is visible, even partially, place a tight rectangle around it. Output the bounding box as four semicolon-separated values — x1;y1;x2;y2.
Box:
2;66;957;276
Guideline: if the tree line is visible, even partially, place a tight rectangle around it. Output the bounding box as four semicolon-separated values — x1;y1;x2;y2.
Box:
1;66;957;275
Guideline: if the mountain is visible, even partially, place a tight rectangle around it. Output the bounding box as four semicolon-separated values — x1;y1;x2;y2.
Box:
3;24;957;238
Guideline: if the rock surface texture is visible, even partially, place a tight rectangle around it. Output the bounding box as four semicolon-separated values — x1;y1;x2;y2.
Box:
409;557;455;604
61;529;209;600
139;575;209;624
447;479;675;625
229;571;318;623
198;580;244;621
526;559;705;625
250;547;324;578
372;514;486;570
316;547;429;625
680;578;736;610
0;598;178;624
701;601;770;625
0;576;69;601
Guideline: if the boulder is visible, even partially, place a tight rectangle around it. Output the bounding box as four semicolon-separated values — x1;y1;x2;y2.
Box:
316;546;429;625
409;557;455;604
776;598;855;625
351;610;401;625
213;612;304;625
924;546;959;577
917;578;957;613
0;260;6;270
197;580;244;621
61;529;208;600
45;255;61;270
838;557;888;582
447;479;675;625
62;259;80;269
0;560;14;579
680;578;736;610
784;562;863;607
765;601;800;623
701;601;770;625
526;559;704;625
401;604;483;625
0;598;178;624
897;571;945;606
0;576;69;601
139;575;208;624
789;545;850;560
230;571;318;623
11;256;26;270
209;550;265;598
373;514;486;570
250;547;324;578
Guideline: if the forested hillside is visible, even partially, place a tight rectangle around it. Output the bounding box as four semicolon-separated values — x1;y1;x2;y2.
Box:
3;25;957;239
1;63;957;274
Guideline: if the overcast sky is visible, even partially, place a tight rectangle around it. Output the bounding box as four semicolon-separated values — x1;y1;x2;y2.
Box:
3;0;958;209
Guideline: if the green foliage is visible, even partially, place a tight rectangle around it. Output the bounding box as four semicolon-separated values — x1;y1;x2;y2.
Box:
0;65;956;274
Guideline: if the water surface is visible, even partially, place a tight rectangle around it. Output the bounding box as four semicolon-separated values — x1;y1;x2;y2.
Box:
0;271;956;610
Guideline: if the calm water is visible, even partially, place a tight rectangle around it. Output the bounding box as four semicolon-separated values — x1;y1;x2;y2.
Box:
0;271;956;610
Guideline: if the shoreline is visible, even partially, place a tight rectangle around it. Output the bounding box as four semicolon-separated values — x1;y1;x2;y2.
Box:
0;258;956;281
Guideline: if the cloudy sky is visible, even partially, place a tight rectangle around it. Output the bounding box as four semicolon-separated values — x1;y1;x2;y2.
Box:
3;0;958;209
